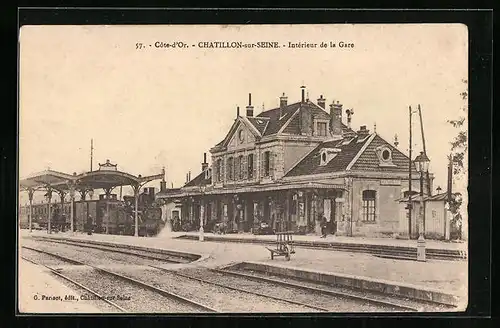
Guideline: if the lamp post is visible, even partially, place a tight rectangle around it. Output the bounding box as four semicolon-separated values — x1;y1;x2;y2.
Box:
414;151;430;261
199;186;205;242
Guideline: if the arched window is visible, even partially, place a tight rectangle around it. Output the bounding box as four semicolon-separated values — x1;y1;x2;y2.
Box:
362;190;376;222
227;157;233;181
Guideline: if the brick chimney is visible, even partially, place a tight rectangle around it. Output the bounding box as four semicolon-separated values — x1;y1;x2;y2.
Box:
201;152;208;171
329;100;343;136
246;93;254;117
300;86;306;103
279;93;287;118
357;125;370;137
236;106;240;118
160;167;167;191
317;95;326;109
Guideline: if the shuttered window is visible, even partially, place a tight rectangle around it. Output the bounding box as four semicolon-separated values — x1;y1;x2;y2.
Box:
248;154;254;179
216;159;222;182
269;152;274;177
234;156;240;181
240;155;246;180
227;157;233;181
264;151;271;177
317;122;327;136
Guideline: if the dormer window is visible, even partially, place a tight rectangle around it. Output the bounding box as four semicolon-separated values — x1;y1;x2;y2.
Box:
314;119;329;137
319;148;341;166
375;146;396;167
318;122;327;136
205;167;212;180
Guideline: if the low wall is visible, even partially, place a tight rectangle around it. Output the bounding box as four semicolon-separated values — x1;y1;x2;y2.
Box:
231;261;461;307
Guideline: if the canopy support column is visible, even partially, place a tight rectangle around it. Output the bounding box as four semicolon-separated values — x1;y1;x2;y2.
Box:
27;188;35;233
58;190;67;232
133;184;141;237
46;186;53;234
104;188;114;234
68;183;76;234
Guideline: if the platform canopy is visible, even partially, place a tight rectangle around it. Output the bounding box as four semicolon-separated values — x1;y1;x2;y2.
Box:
19;169;76;192
20;160;165;193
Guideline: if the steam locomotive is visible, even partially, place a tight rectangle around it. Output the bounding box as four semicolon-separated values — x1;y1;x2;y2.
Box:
19;187;164;237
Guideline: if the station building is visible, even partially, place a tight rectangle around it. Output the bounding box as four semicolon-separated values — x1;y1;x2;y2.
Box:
158;87;433;238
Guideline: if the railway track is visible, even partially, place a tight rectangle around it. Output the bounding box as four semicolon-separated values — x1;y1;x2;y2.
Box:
150;265;425;312
30;238;190;264
21;246;218;313
21;255;127;313
177;235;467;261
20;240;448;312
212;268;423;311
150;265;333;312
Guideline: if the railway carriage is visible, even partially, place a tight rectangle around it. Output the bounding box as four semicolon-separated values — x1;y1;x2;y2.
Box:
19;187;164;236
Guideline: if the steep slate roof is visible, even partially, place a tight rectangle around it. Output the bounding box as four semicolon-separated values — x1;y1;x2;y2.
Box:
184;171;212;187
256;102;302;136
285;135;369;177
252;100;354;137
285;133;414;177
350;134;413;173
212;98;356;151
246;116;269;135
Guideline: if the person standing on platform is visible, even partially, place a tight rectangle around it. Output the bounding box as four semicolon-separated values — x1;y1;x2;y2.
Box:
320;216;328;238
87;215;93;235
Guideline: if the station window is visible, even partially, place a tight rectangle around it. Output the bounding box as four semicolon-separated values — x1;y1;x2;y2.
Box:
234;156;240;181
227;157;234;181
239;155;244;180
216;159;222;182
362;190;376;222
317;122;327;136
264;151;271;177
248;154;254;179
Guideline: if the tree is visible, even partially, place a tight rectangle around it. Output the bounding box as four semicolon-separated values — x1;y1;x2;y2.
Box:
447;79;468;240
448;79;468;175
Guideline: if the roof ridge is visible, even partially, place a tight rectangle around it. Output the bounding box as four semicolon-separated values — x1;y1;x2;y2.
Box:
256;101;302;116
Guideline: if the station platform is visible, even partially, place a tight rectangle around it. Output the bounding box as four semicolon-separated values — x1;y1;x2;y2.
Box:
19;229;467;298
175;231;467;252
18;258;102;313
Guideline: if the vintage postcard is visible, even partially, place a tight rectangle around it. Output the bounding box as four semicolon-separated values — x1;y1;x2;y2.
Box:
18;23;468;314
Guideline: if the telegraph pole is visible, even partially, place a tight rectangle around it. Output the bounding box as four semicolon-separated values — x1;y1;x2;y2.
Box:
408;106;413;239
90;139;94;172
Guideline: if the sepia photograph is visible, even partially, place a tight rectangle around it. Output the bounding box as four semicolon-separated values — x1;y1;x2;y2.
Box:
18;23;469;314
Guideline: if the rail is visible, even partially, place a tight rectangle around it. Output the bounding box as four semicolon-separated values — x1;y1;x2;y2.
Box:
21;246;218;313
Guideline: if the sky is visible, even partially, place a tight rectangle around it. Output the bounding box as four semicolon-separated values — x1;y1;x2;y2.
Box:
19;24;468;204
